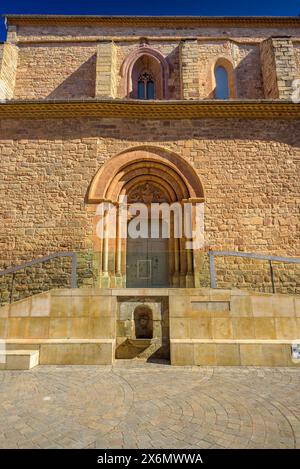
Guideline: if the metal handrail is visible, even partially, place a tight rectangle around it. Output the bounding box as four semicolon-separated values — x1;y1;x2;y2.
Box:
0;252;77;303
209;250;300;293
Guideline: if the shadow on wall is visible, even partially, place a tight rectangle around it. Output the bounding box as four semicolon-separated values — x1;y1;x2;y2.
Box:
46;55;96;100
207;48;264;100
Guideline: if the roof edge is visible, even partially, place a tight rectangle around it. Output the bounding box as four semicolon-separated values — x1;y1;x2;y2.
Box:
3;14;300;26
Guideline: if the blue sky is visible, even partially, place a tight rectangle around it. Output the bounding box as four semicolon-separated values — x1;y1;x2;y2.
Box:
1;0;299;41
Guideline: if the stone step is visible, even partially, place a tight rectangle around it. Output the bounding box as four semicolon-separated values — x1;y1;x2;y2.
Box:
0;350;39;370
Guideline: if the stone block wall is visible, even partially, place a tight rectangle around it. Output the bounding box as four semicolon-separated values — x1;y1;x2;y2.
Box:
13;44;96;100
260;37;297;99
0;289;116;364
0;117;299;295
1;287;300;366
5;22;300;101
169;288;300;366
180;40;200;99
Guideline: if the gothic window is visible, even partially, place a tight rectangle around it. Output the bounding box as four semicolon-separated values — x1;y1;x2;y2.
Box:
137;71;155;99
214;65;230;99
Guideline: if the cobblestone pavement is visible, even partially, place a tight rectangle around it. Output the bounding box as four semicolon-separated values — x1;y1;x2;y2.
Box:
0;361;300;449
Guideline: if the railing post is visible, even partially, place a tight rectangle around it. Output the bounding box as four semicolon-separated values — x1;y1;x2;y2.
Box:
209;251;216;289
9;272;15;304
269;260;276;294
71;253;77;289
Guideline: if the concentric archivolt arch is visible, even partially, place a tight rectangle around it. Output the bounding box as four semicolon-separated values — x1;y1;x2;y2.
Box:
87;146;204;204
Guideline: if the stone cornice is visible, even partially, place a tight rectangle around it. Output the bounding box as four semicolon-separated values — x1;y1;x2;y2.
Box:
0;99;300;120
4;15;300;28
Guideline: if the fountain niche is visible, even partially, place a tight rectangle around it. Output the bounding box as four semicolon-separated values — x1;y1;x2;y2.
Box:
134;305;153;339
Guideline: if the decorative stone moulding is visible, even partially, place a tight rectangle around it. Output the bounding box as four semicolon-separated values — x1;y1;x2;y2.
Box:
0;100;299;119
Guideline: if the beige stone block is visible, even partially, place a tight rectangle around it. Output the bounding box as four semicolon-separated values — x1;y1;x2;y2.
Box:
152;320;162;338
272;295;295;317
9;298;30;317
71;296;90;317
194;343;216;365
0;305;9;318
189;294;210;302
232;318;255;339
190;318;212;339
0;319;8;338
89;317;115;339
295;298;300;317
27;318;49;339
169;318;190;339
261;344;288;366
51;296;73;318
31;293;51;317
80;343;113;365
191;301;229;317
49;319;70;339
252;295;273;317
211;318;233;339
70;318;89;338
0;350;39;370
254;318;276;339
89;297;112;317
209;289;231;301
39;344;80;365
240;344;263;366
39;343;113;365
295;318;300;337
8;318;28;338
230;295;252;317
169;296;190;318
275;318;298;339
216;344;240;365
170;343;193;366
116;320;126;337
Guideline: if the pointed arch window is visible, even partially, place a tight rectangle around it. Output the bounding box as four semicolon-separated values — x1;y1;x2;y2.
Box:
214;66;229;99
137;71;155;99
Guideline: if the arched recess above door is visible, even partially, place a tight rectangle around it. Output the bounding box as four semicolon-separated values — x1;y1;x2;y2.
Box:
87;146;205;204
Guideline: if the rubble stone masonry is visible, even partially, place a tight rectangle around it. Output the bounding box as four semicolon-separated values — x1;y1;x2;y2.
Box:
0;17;300;299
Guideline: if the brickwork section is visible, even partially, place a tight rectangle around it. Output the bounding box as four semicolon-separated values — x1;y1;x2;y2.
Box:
260;37;297;99
0;117;299;292
180;40;200;99
5;24;300;101
0;44;18;100
14;44;96;99
294;44;300;77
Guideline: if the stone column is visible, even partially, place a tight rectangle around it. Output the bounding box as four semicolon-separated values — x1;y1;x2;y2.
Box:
260;36;297;100
115;204;124;287
184;201;194;288
172;238;180;287
95;41;117;98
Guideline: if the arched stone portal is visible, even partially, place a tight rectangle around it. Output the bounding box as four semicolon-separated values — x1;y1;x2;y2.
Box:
87;147;204;288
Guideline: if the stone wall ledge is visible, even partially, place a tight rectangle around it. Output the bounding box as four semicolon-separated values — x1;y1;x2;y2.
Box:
1;99;300;119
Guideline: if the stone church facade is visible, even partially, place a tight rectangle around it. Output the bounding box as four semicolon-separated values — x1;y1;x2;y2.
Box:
0;16;300;368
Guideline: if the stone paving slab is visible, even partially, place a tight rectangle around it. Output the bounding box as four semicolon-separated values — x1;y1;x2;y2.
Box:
0;361;299;449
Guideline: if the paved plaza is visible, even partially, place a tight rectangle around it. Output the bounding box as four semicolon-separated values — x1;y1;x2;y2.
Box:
0;361;300;449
